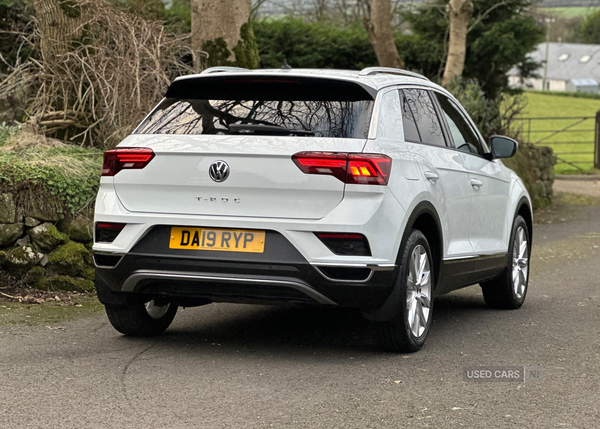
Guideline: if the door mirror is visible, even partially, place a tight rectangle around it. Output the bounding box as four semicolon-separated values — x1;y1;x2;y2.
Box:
488;135;518;159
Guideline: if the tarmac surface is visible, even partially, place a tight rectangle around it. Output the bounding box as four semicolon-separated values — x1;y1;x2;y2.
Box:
1;196;599;428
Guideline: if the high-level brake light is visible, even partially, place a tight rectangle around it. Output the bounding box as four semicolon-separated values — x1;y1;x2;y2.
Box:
292;152;391;185
102;147;155;176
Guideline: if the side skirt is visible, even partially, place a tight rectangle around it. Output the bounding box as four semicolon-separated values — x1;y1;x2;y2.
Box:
436;253;508;296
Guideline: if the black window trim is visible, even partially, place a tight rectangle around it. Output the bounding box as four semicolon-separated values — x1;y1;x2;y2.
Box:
397;88;423;144
427;88;492;160
395;84;493;160
397;86;449;149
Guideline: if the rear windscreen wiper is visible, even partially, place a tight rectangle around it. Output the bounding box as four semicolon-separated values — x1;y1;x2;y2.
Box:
228;123;315;136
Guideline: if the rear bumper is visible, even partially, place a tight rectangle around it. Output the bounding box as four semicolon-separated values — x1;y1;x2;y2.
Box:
95;227;397;308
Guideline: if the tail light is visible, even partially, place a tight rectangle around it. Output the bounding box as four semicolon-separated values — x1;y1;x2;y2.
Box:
95;222;126;243
315;232;371;256
102;147;155;176
292;152;391;185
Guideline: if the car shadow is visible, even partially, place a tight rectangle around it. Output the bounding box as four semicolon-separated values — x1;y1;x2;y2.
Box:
113;287;501;355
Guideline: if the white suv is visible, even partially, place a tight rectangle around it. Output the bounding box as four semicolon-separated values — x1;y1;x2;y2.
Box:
93;67;532;352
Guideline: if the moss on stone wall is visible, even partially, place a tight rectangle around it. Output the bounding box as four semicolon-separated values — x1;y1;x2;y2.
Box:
503;143;556;210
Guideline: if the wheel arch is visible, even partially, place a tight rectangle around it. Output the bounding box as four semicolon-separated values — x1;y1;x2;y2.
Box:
515;196;533;246
362;201;443;322
409;202;443;292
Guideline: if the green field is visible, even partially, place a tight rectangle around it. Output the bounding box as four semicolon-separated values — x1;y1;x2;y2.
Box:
514;92;600;174
540;7;599;18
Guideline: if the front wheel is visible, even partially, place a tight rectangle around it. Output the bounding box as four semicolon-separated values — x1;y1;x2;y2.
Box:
376;230;434;352
105;299;178;336
481;215;530;309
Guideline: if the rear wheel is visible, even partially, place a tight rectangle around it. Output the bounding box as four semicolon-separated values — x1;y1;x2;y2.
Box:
481;215;530;309
105;298;178;336
376;230;434;352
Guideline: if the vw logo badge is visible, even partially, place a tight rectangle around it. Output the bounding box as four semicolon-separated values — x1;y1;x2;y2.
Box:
209;160;230;182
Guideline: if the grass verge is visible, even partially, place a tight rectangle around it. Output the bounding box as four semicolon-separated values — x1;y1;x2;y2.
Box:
0;125;103;218
0;294;103;326
539;7;599;18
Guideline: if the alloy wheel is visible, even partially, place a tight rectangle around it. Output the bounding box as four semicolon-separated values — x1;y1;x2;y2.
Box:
406;244;432;338
512;226;529;300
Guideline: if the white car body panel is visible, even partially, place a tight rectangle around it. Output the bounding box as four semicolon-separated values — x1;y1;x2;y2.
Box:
463;155;512;254
93;68;532;315
95;179;405;266
112;134;366;220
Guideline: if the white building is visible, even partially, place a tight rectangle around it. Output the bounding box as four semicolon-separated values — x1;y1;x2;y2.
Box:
509;42;600;94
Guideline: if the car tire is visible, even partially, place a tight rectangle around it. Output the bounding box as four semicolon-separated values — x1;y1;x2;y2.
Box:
105;299;178;336
481;215;530;309
376;229;434;352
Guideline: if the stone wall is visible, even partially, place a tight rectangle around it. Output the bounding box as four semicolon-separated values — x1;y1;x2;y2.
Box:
0;192;94;291
503;144;557;210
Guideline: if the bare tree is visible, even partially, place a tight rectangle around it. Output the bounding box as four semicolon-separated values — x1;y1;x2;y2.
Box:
250;0;270;19
1;0;191;147
363;0;403;68
32;0;89;58
441;0;474;86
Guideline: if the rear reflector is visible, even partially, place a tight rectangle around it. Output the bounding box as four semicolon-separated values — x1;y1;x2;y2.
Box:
102;147;155;176
95;222;126;243
292;152;391;185
93;254;123;268
315;232;371;256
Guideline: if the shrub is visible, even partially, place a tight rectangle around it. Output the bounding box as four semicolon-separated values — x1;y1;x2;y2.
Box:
254;18;377;70
447;80;526;141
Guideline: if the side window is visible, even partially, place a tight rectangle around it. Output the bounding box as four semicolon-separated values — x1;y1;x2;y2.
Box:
399;90;420;143
376;89;404;141
435;93;485;156
400;89;446;147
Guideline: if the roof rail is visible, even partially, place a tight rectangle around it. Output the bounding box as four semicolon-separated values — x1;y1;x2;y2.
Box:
359;67;429;81
201;66;249;75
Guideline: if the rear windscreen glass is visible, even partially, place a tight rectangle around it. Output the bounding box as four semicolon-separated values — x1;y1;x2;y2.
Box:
134;98;373;138
135;76;375;138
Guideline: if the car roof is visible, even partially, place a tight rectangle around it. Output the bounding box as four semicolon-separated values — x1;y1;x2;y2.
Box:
172;67;448;94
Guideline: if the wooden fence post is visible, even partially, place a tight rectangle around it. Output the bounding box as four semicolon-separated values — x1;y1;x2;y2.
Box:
595;110;600;170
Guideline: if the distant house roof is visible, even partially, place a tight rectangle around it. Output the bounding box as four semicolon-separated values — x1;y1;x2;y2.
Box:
570;78;598;86
510;42;600;82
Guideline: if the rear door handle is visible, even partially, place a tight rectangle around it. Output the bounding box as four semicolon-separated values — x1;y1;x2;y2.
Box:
424;171;439;182
470;179;483;188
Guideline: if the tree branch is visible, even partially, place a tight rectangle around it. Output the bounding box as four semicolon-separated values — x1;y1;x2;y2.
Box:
467;1;508;33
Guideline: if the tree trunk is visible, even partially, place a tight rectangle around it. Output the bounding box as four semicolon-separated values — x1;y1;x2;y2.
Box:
442;0;474;87
191;0;257;70
363;0;403;69
32;0;87;58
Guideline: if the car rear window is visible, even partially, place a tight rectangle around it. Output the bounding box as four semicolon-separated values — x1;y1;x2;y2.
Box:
134;76;374;138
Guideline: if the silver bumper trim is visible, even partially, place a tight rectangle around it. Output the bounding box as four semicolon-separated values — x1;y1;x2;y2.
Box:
121;270;337;305
312;263;396;271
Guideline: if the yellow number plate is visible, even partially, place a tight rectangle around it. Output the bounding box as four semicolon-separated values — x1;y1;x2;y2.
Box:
169;227;265;253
